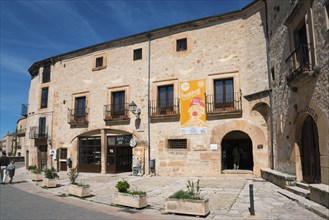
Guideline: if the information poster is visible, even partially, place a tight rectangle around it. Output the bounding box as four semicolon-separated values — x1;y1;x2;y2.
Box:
180;79;207;134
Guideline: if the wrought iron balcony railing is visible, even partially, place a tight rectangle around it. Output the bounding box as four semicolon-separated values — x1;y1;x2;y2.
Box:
67;108;89;125
29;126;48;139
150;98;180;117
286;44;313;84
16;128;26;136
205;91;242;113
104;103;130;121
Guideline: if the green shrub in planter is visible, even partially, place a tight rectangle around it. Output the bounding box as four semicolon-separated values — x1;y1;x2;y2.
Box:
67;168;79;184
169;179;202;200
31;168;42;174
27;165;37;171
44;167;59;179
116;180;130;193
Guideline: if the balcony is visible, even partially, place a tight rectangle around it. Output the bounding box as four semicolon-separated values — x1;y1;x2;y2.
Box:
29;126;48;139
205;91;242;119
21;104;28;117
286;44;319;90
150;98;180;122
104;104;130;124
67;108;89;126
16;128;26;136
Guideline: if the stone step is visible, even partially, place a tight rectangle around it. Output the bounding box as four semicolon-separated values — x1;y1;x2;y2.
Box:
286;185;310;199
296;182;310;190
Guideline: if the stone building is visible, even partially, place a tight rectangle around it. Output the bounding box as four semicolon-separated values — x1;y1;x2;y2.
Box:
266;0;328;185
25;1;271;177
264;0;328;209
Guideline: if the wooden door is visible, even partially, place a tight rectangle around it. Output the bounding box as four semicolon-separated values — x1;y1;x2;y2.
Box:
301;116;321;183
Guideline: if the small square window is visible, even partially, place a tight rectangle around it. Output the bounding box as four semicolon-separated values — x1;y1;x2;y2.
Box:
168;139;187;149
176;38;187;51
133;48;142;60
95;57;103;68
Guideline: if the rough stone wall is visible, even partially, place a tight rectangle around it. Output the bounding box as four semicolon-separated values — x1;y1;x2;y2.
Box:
268;0;329;184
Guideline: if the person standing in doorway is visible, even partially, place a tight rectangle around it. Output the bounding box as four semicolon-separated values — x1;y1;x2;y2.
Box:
0;151;10;184
232;146;241;170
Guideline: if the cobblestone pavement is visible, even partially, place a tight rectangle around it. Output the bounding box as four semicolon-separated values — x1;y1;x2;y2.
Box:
10;167;327;220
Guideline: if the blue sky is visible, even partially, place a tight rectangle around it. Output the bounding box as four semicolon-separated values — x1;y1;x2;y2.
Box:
0;0;253;138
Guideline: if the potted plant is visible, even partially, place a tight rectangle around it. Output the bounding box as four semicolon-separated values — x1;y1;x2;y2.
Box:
67;168;90;197
165;179;209;217
28;165;43;181
43;167;59;188
112;179;147;209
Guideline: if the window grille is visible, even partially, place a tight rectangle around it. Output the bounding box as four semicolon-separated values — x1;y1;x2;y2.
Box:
168;139;187;149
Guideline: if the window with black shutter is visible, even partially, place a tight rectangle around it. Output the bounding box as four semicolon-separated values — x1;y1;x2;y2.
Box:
176;38;187;51
42;65;51;83
133;48;142;60
41;87;48;109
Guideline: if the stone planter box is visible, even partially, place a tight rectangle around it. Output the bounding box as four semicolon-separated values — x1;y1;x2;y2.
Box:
30;173;43;181
165;198;210;217
43;178;57;188
112;192;147;209
67;184;90;198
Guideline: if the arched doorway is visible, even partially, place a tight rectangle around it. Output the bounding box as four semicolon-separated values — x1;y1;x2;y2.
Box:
301;115;321;183
222;131;253;170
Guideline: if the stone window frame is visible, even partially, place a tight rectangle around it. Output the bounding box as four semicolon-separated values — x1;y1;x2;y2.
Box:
40;86;49;110
285;1;316;69
71;91;90;118
106;85;130;117
92;53;107;71
152;78;179;106
207;71;240;97
172;34;192;57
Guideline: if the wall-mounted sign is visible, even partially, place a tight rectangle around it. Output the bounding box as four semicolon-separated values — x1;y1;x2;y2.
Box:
130;138;137;147
49;149;56;156
210;144;218;150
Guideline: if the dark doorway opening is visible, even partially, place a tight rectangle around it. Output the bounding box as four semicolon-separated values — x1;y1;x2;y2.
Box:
107;135;132;174
222;131;253;171
38;145;47;170
301;115;321;183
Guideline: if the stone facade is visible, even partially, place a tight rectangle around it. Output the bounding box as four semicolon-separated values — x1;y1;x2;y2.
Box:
25;1;271;177
267;0;329;185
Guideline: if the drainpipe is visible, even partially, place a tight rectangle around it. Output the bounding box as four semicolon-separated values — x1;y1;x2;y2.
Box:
263;0;275;170
147;33;151;174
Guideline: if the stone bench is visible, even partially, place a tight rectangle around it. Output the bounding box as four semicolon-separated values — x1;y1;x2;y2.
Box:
309;184;329;209
260;168;296;188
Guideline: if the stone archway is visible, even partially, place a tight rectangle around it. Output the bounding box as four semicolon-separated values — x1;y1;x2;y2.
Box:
211;119;268;176
294;104;328;184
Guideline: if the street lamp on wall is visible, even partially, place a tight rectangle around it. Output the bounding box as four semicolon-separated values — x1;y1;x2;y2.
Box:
129;101;141;119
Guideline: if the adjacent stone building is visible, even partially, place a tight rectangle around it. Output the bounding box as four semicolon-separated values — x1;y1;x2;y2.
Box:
266;0;328;185
25;1;271;177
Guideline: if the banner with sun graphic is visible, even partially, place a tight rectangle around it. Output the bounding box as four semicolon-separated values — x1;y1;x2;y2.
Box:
180;79;207;135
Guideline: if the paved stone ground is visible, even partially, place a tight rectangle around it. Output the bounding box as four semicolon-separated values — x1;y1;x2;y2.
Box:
9;167;327;219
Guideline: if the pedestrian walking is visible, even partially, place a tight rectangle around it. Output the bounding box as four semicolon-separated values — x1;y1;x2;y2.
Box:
7;160;16;184
0;151;10;184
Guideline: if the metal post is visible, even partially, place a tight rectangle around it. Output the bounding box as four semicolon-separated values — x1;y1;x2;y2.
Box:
249;183;255;215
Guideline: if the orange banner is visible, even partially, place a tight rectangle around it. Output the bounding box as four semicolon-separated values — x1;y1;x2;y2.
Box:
180;79;207;134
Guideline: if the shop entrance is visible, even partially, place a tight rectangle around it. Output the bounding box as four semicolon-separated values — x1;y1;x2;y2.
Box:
222;131;253;171
301;115;321;183
79;137;101;173
107;135;132;174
